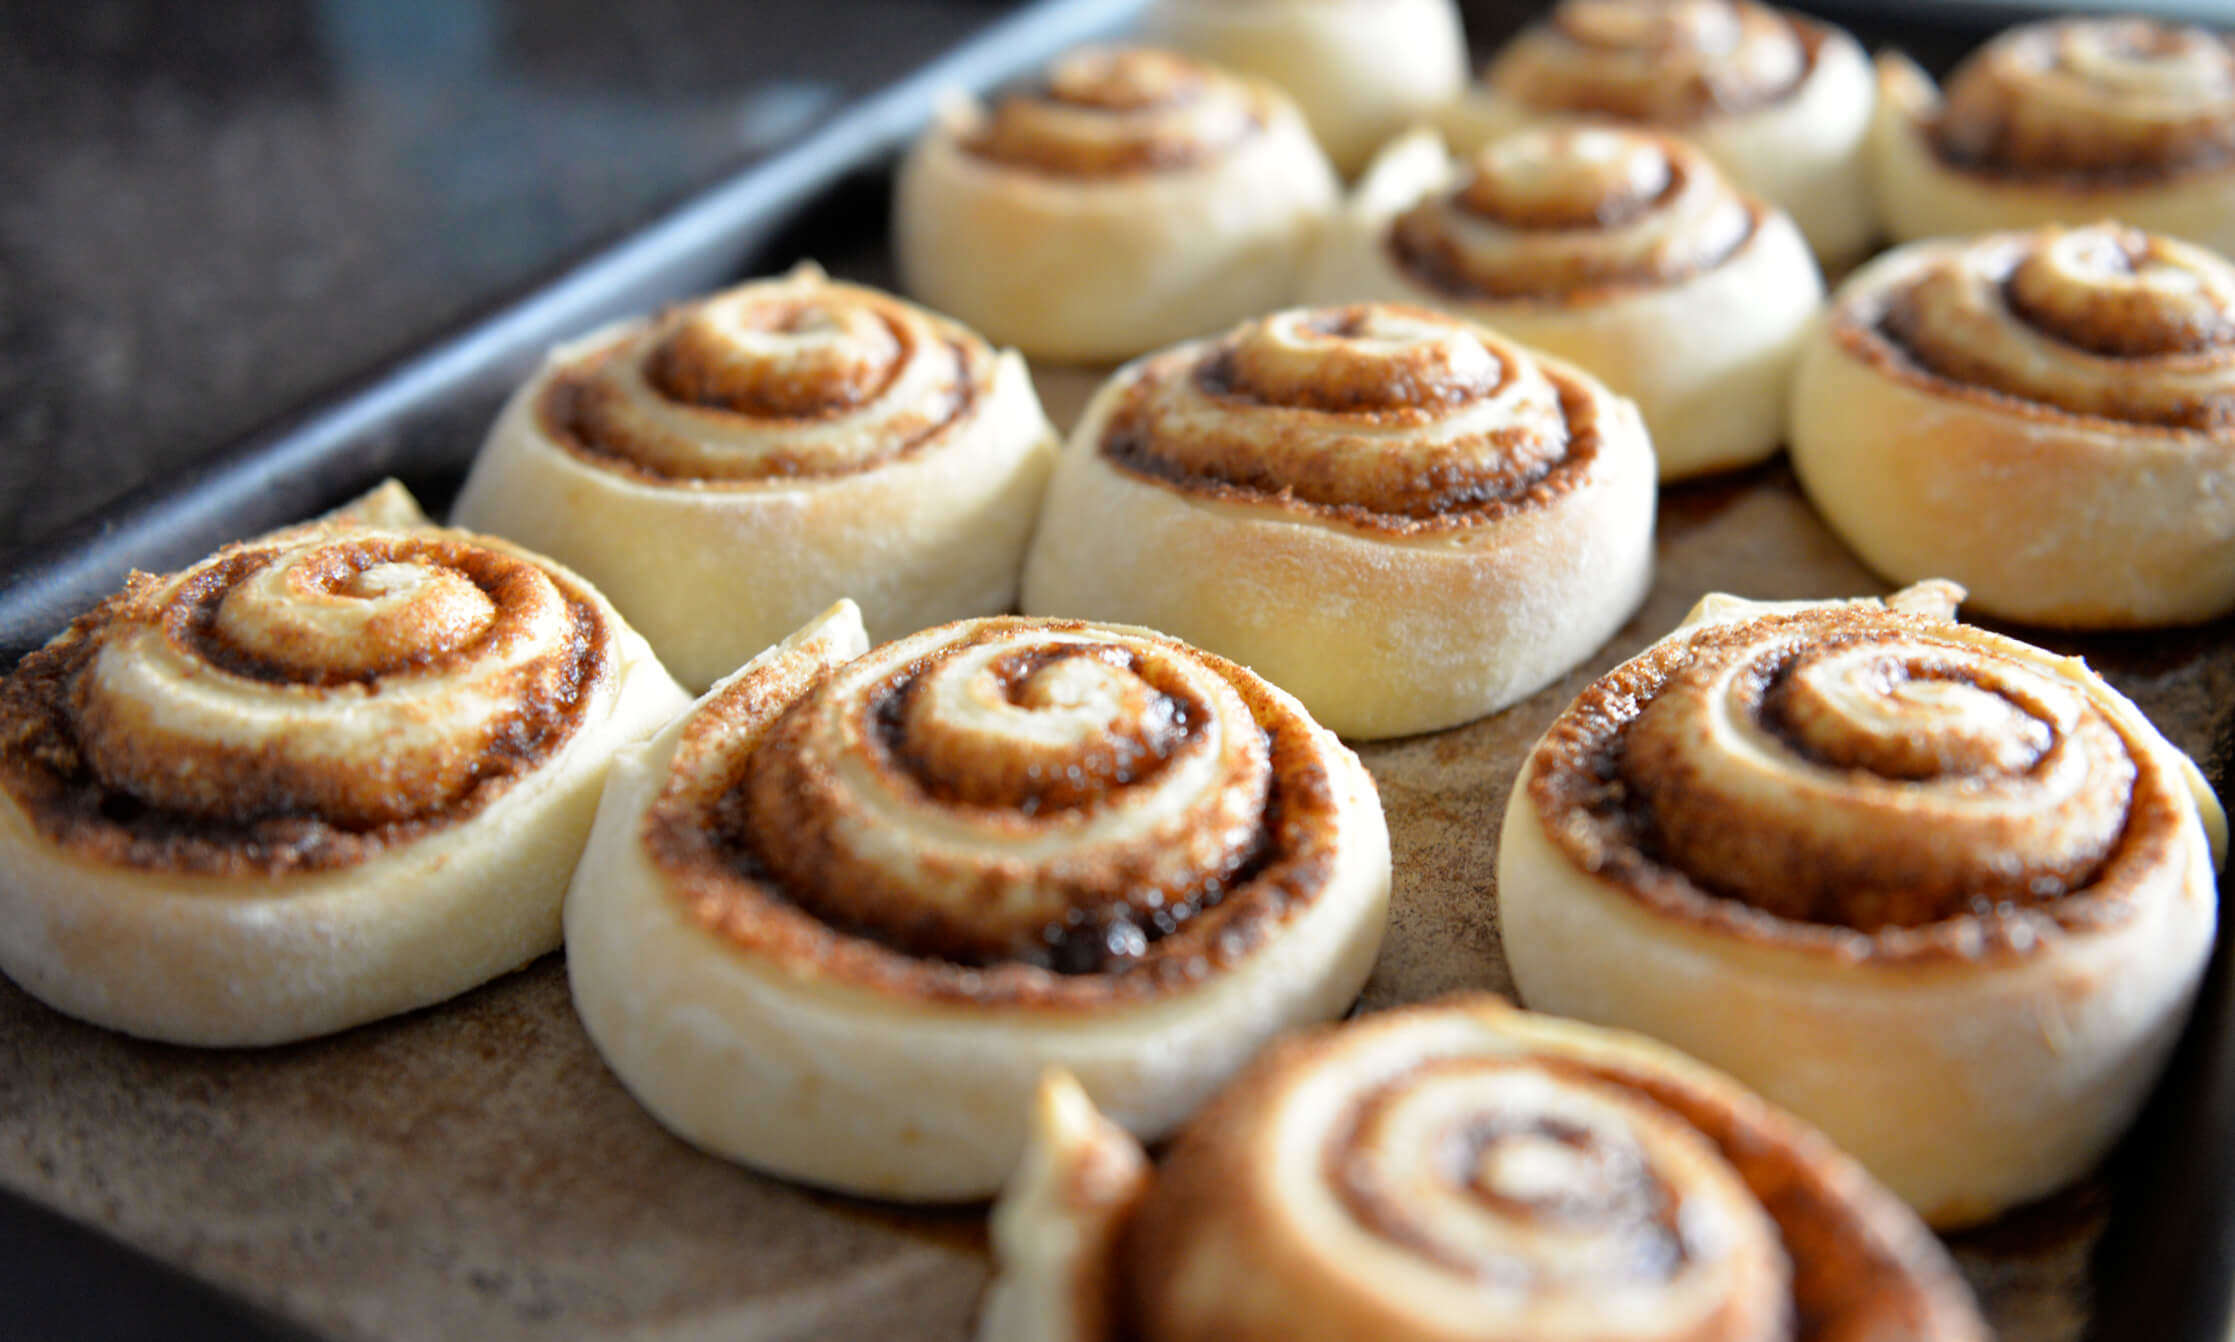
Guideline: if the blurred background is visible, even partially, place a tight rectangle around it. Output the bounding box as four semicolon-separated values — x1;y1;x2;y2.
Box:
0;0;2207;562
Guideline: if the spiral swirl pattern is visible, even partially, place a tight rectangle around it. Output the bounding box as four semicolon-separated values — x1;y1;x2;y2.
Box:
1310;1061;1789;1339
645;615;1349;993
1621;613;2135;930
0;526;608;873
1043;997;1987;1342
1489;0;1814;124
1530;594;2192;949
1502;588;2222;1225
1099;304;1604;534
1856;223;2235;431
537;265;985;483
1390;129;1757;299
966;47;1266;175
1932;18;2235;178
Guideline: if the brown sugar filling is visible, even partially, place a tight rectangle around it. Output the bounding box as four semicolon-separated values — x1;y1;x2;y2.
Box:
0;549;607;878
1524;609;2172;963
1120;1000;1983;1340
1839;230;2235;433
1497;1;1821;125
962;48;1265;176
1927;18;2235;181
1389;139;1760;303
641;621;1346;1011
1099;317;1602;537
537;332;979;484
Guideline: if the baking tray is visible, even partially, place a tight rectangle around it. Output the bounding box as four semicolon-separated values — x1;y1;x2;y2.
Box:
1;1;2229;1338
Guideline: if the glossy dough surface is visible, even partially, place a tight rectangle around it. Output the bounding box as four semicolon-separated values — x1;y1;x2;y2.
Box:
1020;303;1656;739
1309;125;1821;478
1141;0;1468;175
1449;0;1876;270
564;601;1390;1201
1790;223;2235;628
1874;17;2235;257
1498;585;2226;1227
895;47;1340;363
0;484;690;1046
980;997;1988;1342
450;263;1058;690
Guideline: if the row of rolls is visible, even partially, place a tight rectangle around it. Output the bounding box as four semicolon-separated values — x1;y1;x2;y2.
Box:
1137;0;2235;277
1;3;2231;1338
894;1;2235;632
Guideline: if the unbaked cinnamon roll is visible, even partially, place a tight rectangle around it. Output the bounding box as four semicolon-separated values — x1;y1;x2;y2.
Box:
1308;125;1821;479
894;46;1339;363
0;483;690;1046
1789;222;2235;628
1140;0;1468;175
980;996;1989;1342
1498;583;2228;1228
1020;303;1655;739
564;600;1390;1201
1450;0;1876;271
1875;17;2235;257
450;263;1058;690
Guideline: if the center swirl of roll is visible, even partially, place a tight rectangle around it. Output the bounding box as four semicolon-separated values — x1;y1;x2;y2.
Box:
540;268;981;482
1620;619;2137;929
1880;224;2235;429
1495;0;1811;123
1293;1050;1791;1340
1934;18;2235;176
966;47;1262;175
735;623;1284;966
1103;305;1589;529
651;296;902;417
1391;129;1755;299
69;532;600;831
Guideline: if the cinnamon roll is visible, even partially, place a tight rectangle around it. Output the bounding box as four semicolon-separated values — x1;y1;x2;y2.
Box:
1497;583;2228;1228
1789;222;2235;628
1875;17;2235;257
1020;303;1656;739
894;46;1340;363
1139;0;1468;176
1308;126;1822;479
449;263;1058;690
0;484;690;1046
563;600;1390;1201
1449;0;1876;271
980;996;1989;1342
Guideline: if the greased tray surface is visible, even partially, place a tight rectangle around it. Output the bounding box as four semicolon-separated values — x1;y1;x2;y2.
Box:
2;3;2231;1340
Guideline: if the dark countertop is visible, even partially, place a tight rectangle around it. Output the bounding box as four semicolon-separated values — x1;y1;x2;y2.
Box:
0;0;1034;560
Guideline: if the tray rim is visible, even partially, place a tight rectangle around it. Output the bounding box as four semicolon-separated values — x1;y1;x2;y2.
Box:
1;1;2229;1339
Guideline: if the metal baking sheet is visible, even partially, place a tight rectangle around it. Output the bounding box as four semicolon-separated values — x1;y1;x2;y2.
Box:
1;2;2229;1339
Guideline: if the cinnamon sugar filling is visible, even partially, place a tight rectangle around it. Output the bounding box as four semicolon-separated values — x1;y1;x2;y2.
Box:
538;332;979;484
0;548;606;878
1389;132;1760;302
963;48;1267;176
1496;1;1822;124
1525;610;2176;961
1100;307;1603;535
641;621;1347;1009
